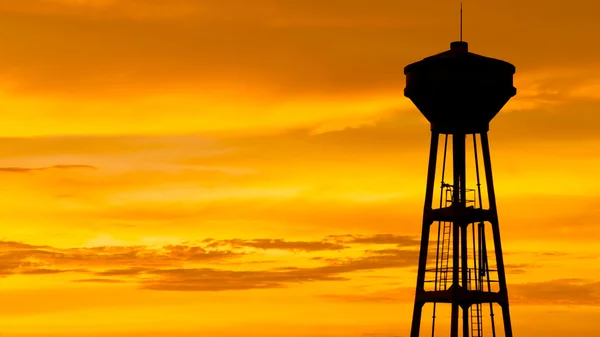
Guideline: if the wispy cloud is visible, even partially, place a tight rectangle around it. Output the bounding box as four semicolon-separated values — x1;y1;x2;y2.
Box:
0;164;97;173
140;247;419;291
0;235;421;291
72;278;126;283
0;236;597;311
205;238;348;252
328;234;420;247
511;279;600;305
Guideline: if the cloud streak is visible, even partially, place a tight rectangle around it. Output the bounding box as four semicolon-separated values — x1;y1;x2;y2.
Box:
329;234;421;247
510;279;600;306
140;247;419;291
0;235;421;290
0;164;97;173
0;236;596;308
205;238;348;252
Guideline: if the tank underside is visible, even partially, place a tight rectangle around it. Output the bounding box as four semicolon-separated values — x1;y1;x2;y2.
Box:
404;83;516;133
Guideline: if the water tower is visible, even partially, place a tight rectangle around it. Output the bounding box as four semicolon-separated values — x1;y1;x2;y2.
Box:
404;39;516;337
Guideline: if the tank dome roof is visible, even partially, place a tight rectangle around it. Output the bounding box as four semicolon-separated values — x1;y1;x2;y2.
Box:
404;41;515;75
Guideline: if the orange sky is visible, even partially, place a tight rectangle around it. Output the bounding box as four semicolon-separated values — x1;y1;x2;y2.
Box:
0;0;599;336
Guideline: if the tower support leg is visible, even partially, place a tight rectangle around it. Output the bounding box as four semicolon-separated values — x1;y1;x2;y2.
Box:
501;303;514;337
410;132;440;337
463;305;470;337
461;224;470;337
450;133;466;337
480;132;513;337
450;303;459;337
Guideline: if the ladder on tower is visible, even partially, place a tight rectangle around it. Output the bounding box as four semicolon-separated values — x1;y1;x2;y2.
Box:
471;303;483;337
437;184;454;290
467;186;483;337
438;220;452;290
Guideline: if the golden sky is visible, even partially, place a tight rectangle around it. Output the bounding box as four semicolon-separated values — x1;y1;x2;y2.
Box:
0;0;599;336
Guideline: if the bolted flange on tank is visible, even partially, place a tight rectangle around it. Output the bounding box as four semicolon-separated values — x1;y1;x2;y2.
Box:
404;41;516;134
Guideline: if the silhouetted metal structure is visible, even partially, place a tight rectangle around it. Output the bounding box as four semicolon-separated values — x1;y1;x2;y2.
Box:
404;41;516;337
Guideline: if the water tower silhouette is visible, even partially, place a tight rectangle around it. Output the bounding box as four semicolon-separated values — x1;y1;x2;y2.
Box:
404;40;516;337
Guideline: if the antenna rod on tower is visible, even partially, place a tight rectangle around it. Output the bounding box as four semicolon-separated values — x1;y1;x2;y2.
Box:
460;2;463;41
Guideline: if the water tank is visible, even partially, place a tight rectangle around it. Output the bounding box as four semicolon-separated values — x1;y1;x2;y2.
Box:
404;41;516;133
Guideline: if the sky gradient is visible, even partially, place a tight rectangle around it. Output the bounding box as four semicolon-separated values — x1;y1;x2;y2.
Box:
1;0;600;336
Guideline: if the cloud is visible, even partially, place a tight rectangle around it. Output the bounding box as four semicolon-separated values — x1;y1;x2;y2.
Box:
72;278;125;283
0;239;244;278
85;244;422;291
0;236;593;299
0;240;50;249
329;234;420;247
510;279;600;306
0;164;97;173
19;268;83;275
0;134;224;158
94;267;154;277
205;238;348;252
504;263;538;275
141;248;419;291
140;268;345;291
0;236;423;291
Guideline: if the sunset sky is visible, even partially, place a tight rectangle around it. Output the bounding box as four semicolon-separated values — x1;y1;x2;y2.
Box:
0;0;599;336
